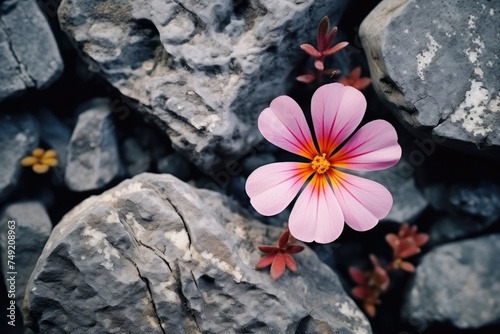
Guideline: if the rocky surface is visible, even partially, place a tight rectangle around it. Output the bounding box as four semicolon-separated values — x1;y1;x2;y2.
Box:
58;0;348;172
24;173;371;334
0;0;63;101
403;234;500;329
0;112;39;201
0;201;52;317
426;182;500;244
65;98;121;191
360;0;500;157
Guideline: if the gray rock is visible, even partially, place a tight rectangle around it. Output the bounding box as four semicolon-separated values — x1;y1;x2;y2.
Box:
58;0;348;173
122;138;151;177
426;182;500;244
0;0;63;101
0;201;52;320
403;234;500;329
65;98;121;191
350;160;428;222
25;173;371;334
156;153;191;181
0;112;39;201
360;0;500;157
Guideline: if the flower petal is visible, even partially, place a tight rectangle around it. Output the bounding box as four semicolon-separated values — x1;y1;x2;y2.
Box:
332;120;401;171
270;253;286;279
246;162;312;216
330;171;392;231
289;174;344;243
311;83;366;155
258;96;317;159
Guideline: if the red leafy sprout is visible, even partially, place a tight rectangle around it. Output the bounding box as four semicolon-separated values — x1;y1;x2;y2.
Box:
297;16;348;84
349;255;389;318
349;224;429;317
338;67;372;91
255;229;304;280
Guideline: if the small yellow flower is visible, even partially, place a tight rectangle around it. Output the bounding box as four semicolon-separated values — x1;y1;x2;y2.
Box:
21;148;58;174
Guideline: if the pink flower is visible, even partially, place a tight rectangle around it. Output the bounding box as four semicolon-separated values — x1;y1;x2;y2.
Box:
245;83;402;243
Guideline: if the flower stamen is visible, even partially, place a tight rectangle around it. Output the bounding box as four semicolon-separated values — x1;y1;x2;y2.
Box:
311;153;331;174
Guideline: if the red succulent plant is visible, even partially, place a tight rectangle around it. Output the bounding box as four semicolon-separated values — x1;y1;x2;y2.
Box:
255;229;304;280
300;16;349;71
338;67;372;91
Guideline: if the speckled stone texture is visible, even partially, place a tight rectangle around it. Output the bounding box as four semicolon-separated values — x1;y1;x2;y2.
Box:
24;173;371;334
360;0;500;157
57;0;348;173
0;0;63;101
403;234;500;329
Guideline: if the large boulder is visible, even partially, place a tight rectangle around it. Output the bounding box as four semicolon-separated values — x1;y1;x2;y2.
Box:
360;0;500;157
403;234;500;329
24;173;371;333
58;0;348;172
0;0;63;101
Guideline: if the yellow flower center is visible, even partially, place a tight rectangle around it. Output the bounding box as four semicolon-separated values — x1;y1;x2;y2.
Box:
311;153;331;174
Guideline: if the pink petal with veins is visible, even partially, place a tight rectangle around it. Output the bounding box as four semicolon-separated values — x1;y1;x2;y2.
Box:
330;171;392;231
289;174;344;243
258;96;317;159
246;162;312;216
311;83;366;155
333;120;401;171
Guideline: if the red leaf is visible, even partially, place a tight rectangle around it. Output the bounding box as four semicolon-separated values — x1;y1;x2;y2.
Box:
385;233;399;249
352;286;369;299
399;261;415;272
300;44;321;58
286;245;304;254
364;303;377;318
317;16;330;51
270;253;286;279
284;254;298;272
296;74;315;83
353;78;371;91
399;223;410;237
414;233;429;247
314;60;324;71
258;245;279;254
398;246;420;259
325;26;338;50
255;254;276;269
322;41;349;56
349;267;366;285
278;229;290;248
